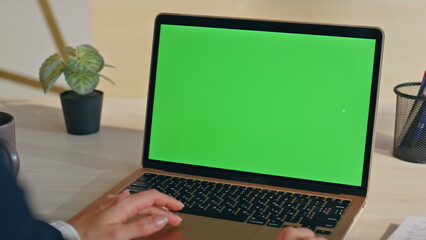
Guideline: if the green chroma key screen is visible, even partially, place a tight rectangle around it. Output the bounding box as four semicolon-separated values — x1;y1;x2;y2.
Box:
149;24;376;187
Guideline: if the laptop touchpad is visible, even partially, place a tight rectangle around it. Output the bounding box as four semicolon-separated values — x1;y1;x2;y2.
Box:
140;214;261;240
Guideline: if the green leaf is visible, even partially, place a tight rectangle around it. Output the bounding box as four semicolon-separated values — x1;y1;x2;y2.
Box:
64;46;76;57
64;66;99;95
39;53;64;93
104;64;116;68
99;74;115;85
66;44;104;74
76;44;99;53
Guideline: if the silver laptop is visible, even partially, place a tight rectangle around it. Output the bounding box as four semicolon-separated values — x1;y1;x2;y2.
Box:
82;14;383;240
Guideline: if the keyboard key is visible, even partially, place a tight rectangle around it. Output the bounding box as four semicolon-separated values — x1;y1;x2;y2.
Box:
136;176;148;182
283;208;297;216
223;207;238;215
267;219;284;228
222;213;248;222
252;211;269;219
321;221;337;228
326;216;340;222
142;173;156;178
302;216;337;229
248;217;267;225
253;204;268;212
284;215;301;223
329;208;345;217
310;199;325;207
297;210;314;219
269;206;282;214
269;212;285;221
130;181;149;188
128;185;148;193
301;223;317;231
316;230;332;235
239;209;252;217
317;207;331;214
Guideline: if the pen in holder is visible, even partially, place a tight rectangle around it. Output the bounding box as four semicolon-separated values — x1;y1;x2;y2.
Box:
394;82;426;163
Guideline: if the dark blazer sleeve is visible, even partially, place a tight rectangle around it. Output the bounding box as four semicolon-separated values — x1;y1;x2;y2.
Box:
0;149;64;240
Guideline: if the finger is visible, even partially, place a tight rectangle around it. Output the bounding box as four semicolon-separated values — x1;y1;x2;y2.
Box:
119;189;184;214
104;194;117;200
121;215;172;239
97;194;120;211
296;228;316;238
275;227;315;240
117;189;131;199
101;190;130;209
138;206;182;226
298;237;326;240
105;189;129;201
120;189;131;196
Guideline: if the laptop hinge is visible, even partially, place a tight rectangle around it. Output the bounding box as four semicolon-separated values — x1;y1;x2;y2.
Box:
229;175;268;185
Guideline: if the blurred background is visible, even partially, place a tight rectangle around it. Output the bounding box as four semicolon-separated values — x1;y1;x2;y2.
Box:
1;0;425;99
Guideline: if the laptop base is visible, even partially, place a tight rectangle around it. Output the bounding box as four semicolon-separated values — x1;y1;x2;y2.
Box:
82;168;365;240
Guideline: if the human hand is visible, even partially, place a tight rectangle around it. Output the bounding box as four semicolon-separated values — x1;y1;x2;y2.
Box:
275;227;327;240
67;189;184;240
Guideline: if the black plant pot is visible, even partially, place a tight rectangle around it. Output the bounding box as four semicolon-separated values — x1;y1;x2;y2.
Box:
60;90;103;135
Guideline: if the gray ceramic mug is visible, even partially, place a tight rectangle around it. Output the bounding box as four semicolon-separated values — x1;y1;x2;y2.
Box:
0;112;20;176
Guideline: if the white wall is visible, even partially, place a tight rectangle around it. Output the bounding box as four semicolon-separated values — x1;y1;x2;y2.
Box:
90;0;426;100
0;0;90;98
3;0;426;100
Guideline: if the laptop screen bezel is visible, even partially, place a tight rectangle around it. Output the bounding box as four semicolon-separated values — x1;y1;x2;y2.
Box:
142;13;383;197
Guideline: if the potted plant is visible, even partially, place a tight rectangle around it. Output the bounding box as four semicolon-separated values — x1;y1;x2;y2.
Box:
39;44;114;135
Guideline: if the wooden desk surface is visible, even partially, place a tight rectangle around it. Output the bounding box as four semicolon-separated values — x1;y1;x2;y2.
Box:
1;97;425;240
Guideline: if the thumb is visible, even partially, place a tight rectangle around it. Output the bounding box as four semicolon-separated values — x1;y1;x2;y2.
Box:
123;215;169;239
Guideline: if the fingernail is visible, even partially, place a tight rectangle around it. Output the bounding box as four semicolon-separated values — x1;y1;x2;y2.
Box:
153;215;168;227
175;215;182;222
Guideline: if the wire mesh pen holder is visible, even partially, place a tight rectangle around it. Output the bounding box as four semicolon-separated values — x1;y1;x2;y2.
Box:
394;82;426;163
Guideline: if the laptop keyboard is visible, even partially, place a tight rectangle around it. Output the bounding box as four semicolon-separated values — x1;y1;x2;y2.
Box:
126;173;351;235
